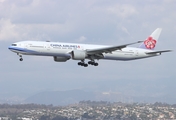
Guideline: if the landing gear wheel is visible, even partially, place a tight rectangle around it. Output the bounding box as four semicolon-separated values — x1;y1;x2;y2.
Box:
94;63;98;66
84;64;88;67
88;61;94;65
80;63;84;66
78;61;88;67
20;58;23;61
78;62;81;65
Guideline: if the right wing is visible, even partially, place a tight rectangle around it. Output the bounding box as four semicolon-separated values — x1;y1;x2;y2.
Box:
86;41;143;55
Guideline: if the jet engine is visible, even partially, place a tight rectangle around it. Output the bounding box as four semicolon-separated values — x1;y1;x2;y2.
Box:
72;50;86;60
53;56;69;62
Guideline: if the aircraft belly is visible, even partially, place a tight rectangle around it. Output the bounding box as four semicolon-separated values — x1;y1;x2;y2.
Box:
103;52;136;61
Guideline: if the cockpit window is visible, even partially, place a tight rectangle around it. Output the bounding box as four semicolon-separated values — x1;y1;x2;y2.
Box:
12;44;17;46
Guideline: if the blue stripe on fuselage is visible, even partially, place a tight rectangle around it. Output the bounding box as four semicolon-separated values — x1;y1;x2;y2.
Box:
8;46;38;53
8;46;71;58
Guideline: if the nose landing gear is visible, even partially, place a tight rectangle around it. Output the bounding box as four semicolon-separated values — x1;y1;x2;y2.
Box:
17;53;23;61
19;58;23;61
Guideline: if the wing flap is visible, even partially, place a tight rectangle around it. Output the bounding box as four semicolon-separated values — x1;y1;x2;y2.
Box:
86;41;143;55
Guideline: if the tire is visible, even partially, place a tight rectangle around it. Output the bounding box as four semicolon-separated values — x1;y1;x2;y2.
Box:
20;58;23;61
94;63;98;66
78;62;81;65
84;64;88;67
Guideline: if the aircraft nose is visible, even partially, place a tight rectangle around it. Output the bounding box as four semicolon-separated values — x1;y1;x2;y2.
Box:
8;46;12;50
8;43;18;50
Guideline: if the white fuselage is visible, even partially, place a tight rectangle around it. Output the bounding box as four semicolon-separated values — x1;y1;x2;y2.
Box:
8;41;159;61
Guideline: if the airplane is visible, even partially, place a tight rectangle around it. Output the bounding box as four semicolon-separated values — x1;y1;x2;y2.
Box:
8;28;171;67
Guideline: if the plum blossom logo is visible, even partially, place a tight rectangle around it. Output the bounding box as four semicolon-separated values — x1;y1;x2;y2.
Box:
144;37;157;49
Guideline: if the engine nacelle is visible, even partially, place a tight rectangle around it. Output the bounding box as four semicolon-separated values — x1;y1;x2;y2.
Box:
53;56;69;62
72;50;86;60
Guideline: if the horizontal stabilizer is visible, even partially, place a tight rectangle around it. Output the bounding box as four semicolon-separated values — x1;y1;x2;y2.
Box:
146;50;172;54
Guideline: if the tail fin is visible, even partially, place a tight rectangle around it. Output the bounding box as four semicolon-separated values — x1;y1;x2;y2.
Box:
139;28;162;50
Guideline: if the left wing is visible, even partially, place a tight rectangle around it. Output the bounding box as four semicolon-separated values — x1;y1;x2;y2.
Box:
86;41;143;55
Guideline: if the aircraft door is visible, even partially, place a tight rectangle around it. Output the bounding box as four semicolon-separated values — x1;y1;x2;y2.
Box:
135;50;139;56
46;43;51;51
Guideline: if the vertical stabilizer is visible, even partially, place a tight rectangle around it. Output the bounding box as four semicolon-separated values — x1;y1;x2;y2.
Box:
139;28;162;50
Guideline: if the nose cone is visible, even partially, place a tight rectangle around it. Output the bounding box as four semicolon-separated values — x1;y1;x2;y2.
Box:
8;46;13;50
8;43;18;52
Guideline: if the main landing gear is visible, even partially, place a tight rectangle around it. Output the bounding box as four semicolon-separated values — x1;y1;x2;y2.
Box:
88;61;98;66
78;60;88;67
78;62;88;67
78;60;98;67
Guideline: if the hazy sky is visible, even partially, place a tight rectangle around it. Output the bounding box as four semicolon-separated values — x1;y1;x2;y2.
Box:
0;0;175;103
